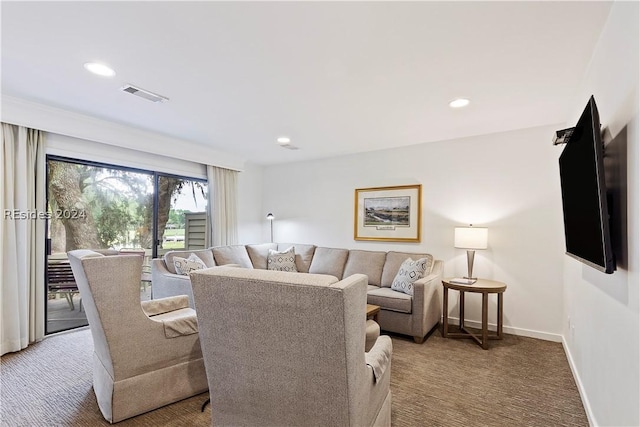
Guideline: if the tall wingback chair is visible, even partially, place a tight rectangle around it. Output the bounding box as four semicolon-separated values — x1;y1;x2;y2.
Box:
67;250;208;423
190;267;393;427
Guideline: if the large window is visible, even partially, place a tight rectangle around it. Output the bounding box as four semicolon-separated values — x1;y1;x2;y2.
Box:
45;157;207;334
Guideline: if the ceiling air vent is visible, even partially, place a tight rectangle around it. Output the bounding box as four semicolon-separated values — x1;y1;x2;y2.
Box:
120;84;169;103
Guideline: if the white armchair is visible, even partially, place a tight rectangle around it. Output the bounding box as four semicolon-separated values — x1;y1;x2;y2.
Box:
68;250;208;423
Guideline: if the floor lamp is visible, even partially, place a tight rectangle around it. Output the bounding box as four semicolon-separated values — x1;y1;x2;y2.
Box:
266;213;274;243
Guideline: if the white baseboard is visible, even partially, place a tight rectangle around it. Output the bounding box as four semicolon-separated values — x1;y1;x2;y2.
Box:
446;316;563;342
562;337;597;427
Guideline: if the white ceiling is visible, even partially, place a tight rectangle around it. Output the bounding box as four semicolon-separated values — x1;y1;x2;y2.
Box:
1;1;612;165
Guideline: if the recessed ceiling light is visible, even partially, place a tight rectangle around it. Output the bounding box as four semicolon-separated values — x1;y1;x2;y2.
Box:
83;62;116;77
449;98;470;108
276;136;291;145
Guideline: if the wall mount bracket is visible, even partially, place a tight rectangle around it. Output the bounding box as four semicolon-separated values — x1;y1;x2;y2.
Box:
552;127;575;145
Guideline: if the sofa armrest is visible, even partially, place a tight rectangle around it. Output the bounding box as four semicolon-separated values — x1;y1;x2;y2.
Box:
152;258;196;307
410;260;443;338
151;257;173;276
152;259;243;309
141;295;190;316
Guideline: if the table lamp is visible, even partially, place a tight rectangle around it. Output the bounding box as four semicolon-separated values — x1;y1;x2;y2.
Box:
266;213;275;243
454;225;488;280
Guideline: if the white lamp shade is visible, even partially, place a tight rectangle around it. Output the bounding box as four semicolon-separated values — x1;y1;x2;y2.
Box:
454;227;488;249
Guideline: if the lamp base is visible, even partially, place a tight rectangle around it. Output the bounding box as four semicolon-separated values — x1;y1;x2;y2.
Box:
466;250;477;281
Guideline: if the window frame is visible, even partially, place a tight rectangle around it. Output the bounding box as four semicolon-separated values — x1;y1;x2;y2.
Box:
44;155;208;335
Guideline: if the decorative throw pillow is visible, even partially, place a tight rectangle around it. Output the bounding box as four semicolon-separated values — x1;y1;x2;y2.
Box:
391;257;428;296
173;253;207;275
267;247;298;272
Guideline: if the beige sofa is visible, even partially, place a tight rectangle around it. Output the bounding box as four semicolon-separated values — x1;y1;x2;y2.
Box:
191;267;392;426
152;243;443;343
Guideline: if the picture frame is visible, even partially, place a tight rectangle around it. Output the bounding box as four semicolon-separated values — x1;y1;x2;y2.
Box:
354;184;422;242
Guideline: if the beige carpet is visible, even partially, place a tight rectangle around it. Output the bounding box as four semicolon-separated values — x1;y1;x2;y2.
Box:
0;327;587;426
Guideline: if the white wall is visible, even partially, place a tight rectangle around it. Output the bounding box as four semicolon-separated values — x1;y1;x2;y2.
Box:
237;162;265;244
562;3;639;426
262;123;566;340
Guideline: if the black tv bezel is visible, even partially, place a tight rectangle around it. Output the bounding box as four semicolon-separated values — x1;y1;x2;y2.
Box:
559;96;615;274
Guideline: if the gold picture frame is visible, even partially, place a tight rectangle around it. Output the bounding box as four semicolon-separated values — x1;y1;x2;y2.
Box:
354;184;422;242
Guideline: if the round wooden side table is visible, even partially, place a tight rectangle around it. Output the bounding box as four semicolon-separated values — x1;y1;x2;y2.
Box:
442;278;507;350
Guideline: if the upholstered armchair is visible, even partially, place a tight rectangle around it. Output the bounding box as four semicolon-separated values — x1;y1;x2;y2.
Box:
67;250;208;423
190;267;392;427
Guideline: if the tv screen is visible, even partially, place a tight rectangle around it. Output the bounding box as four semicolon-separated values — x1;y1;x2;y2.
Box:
559;96;615;274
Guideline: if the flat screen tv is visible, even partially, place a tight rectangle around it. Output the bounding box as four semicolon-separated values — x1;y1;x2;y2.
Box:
559;96;615;273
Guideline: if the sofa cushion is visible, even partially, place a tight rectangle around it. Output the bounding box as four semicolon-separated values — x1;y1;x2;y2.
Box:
308;247;349;278
367;284;379;293
246;243;278;269
163;249;216;274
278;243;316;273
267;247;298;272
390;257;429;296
212;245;254;268
381;251;434;287
173;253;207;275
367;287;412;314
343;250;386;286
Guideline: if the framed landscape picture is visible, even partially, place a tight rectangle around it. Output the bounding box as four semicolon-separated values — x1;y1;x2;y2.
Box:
354;184;422;242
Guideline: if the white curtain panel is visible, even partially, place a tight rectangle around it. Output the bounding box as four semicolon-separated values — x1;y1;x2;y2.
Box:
206;165;238;247
1;123;46;355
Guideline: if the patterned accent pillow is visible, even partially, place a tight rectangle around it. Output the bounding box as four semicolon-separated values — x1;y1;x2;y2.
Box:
391;257;428;296
267;247;298;272
173;253;207;275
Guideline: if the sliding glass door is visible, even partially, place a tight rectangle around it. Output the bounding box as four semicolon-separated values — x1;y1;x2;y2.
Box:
45;157;207;334
155;175;208;257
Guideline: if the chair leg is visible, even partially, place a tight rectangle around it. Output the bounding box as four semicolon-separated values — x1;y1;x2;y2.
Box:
63;292;75;311
413;335;425;344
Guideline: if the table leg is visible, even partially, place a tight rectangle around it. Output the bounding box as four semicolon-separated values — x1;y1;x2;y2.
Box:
481;292;489;350
497;292;504;339
443;286;449;337
459;291;465;329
